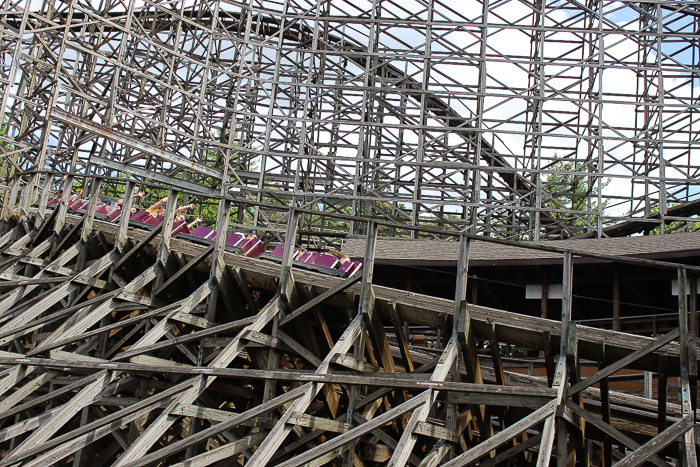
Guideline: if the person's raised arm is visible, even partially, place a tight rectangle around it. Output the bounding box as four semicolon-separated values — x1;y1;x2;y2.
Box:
152;196;168;210
175;203;195;216
187;215;203;231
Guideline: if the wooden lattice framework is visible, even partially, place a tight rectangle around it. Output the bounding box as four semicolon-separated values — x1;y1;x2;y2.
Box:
0;1;700;466
0;193;695;467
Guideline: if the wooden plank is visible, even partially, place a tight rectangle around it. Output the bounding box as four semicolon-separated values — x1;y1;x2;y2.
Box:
440;400;556;467
1;370;112;463
565;401;668;467
170;404;274;429
287;413;350;433
387;336;457;467
109;294;281;467
279;272;362;326
109;384;311;467
170;311;216;329
115;181;135;252
112;314;256;361
0;356;560;396
678;268;698;467
277;329;322;367
273;390;430;467
154;242;215;296
447;392;553;409
597;342;613;467
612;413;693;467
387;301;413;372
568;328;680;397
2;378;198;466
278;208;299;305
112;222;163;271
167;434;265;467
476;434;542;467
242;314;363;467
414;422;457;443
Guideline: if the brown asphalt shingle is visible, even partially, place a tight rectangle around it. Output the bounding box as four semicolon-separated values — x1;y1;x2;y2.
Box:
340;231;700;265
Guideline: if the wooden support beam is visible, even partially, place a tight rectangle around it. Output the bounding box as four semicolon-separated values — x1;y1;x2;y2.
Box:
275;390;431;467
242;314;363;467
155;241;215;297
597;342;613;467
0;378;199;466
569;328;679;397
80;176;102;244
116;180;135;253
613;269;620;332
441;400;556;467
387;301;413;372
111;383;311;467
678;268;698;467
112;223;163;271
279;273;362;326
537;251;573;467
109;294;281;467
566;324;588;467
613;413;694;467
565;401;668;467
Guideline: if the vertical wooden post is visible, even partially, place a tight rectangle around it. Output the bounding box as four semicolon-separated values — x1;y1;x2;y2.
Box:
689;274;698;411
597;342;612;467
154;190;178;292
1;175;20;220
265;209;299;408
541;271;548;320
537;251;573;467
279;209;299;307
157;189;178;267
658;355;668;434
115;181;135;253
690;274;697;338
343;220;377;467
678;268;697;467
613;269;620;332
81;176;102;244
456;234;492;442
35;176;52;229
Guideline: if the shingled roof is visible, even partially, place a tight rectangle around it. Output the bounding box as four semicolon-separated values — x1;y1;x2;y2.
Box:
340;230;700;266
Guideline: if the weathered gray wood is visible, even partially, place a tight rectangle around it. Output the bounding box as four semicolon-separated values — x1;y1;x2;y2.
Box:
112;383;311;467
1;370;112;464
155;242;215;296
170;404;274;428
110;294;281;467
243;314;363;467
568;328;680;397
441;400;556;467
279;272;362;326
414;421;457;442
565;401;668;467
115;180;135;252
613;413;693;467
112;223;163;271
2;379;198;466
112;314;256;361
287;413;350;433
167;433;265;467
678;268;698;467
275;390;431;467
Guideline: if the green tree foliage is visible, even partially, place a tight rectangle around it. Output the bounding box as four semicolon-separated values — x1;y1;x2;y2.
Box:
648;202;700;235
542;154;609;230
